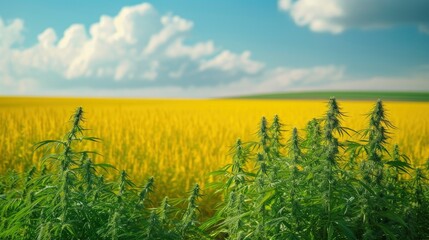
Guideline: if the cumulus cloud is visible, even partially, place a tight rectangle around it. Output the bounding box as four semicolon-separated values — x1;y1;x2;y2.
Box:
199;51;264;74
278;0;429;33
58;24;88;49
0;2;266;93
0;18;24;48
38;28;58;48
144;14;193;55
165;39;214;60
1;2;428;97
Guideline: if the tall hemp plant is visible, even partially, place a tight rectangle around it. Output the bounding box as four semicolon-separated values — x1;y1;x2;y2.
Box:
1;100;429;239
0;107;208;240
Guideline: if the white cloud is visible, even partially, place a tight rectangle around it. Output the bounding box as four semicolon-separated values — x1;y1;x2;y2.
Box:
1;2;428;97
114;61;132;81
38;28;58;48
144;15;193;55
65;3;161;79
0;18;24;48
165;39;214;60
279;0;429;34
199;51;264;74
112;3;158;44
0;3;262;87
1;2;264;90
58;24;88;49
278;0;292;11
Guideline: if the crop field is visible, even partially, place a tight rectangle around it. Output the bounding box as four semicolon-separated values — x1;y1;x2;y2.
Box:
1;97;428;197
1;97;429;239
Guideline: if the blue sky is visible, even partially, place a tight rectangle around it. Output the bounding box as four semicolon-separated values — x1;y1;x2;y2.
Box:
0;0;428;97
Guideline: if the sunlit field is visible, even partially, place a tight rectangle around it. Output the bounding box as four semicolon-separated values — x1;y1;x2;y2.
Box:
2;97;429;238
1;97;428;198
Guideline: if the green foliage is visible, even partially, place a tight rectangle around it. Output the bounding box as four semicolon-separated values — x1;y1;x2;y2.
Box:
206;98;429;239
0;107;206;240
1;99;429;239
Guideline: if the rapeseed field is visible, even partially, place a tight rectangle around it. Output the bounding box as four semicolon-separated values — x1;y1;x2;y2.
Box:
1;97;428;199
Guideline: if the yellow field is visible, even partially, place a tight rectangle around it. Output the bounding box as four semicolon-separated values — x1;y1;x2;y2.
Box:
1;97;428;199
